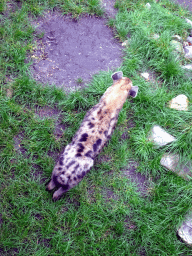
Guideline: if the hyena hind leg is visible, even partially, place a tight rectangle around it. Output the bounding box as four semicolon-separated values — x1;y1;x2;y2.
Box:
46;179;56;191
52;187;69;201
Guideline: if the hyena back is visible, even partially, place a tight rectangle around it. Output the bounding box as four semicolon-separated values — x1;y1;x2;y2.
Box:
47;71;138;201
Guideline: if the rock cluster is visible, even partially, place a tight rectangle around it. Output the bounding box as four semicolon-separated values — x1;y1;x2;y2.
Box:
121;2;192;246
122;7;192;79
147;99;191;246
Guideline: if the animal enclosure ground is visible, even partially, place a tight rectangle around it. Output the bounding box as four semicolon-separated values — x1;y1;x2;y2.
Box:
30;12;123;92
1;0;192;255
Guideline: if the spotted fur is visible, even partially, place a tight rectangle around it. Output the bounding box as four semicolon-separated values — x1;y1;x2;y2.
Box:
47;71;138;200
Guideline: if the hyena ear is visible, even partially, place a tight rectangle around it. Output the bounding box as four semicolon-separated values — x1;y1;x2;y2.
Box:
129;86;138;98
111;71;123;81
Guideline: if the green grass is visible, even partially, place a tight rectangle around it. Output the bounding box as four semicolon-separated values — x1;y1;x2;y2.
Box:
1;0;192;255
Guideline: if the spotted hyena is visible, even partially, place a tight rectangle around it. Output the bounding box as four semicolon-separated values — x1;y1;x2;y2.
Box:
47;71;138;200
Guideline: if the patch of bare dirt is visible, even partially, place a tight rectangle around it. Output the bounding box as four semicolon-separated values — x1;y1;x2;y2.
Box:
13;132;27;156
29;11;124;92
122;161;153;197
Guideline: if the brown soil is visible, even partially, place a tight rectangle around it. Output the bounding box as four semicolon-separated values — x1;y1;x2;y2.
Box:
122;161;153;196
173;0;192;12
30;11;123;92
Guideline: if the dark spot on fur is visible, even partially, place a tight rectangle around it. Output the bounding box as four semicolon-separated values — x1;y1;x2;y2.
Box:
77;174;82;179
61;184;69;190
92;117;95;120
107;135;111;139
61;171;65;175
79;133;88;142
53;175;68;189
72;170;76;174
77;143;84;153
66;161;75;169
92;130;95;133
73;176;77;181
88;122;94;128
104;130;108;137
99;130;102;134
68;175;71;180
99;115;104;120
97;109;102;115
75;153;82;157
59;157;64;165
93;139;102;152
82;171;85;177
85;150;93;159
58;167;62;171
97;138;102;145
93;143;97;151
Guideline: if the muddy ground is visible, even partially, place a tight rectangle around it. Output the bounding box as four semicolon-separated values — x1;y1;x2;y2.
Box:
173;0;192;12
30;11;123;92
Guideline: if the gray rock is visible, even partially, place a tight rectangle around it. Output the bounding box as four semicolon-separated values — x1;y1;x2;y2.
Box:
172;35;182;43
187;36;192;44
160;153;192;180
185;18;192;28
182;64;192;70
170;40;184;54
178;212;192;246
169;94;189;111
184;46;192;59
148;125;176;148
182;64;192;79
145;3;151;9
140;72;149;80
183;41;189;47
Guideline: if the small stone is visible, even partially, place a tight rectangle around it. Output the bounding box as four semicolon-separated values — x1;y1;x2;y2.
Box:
160;153;179;172
170;40;184;54
151;34;160;40
178;212;192;246
172;35;182;43
148;125;176;148
169;94;189;111
183;41;189;47
185;18;192;28
141;72;149;80
182;64;192;79
187;37;192;44
184;46;192;59
160;153;192;180
145;3;151;9
182;64;192;70
122;40;129;46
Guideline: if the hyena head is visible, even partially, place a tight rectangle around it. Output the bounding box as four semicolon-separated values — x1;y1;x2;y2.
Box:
111;71;138;98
